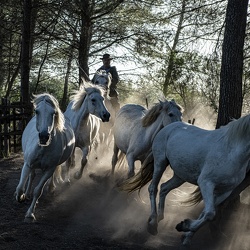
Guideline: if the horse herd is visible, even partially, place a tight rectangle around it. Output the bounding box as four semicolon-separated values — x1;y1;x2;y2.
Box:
14;71;250;248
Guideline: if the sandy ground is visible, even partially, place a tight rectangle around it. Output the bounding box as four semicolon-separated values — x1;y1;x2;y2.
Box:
1;140;250;250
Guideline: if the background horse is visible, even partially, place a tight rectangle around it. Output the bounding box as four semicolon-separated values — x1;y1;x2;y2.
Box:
15;93;75;222
121;116;250;248
92;70;112;96
64;82;110;182
92;70;116;145
112;100;182;178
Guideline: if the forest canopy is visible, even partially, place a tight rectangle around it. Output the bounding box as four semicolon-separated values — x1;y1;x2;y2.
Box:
0;0;249;125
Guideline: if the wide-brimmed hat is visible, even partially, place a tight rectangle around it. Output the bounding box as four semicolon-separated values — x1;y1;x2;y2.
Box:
100;53;113;60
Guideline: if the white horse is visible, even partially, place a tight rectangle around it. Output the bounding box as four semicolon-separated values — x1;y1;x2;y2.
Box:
92;70;112;96
92;70;116;144
15;93;75;222
122;116;250;248
112;100;183;178
64;82;110;182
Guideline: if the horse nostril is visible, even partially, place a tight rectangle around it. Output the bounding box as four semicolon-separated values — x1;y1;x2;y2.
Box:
102;112;110;122
39;131;50;144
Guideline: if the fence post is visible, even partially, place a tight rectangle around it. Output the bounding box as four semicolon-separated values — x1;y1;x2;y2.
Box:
1;98;10;157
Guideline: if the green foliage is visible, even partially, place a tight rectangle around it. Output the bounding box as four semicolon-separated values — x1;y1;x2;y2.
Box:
30;75;76;105
1;0;249;119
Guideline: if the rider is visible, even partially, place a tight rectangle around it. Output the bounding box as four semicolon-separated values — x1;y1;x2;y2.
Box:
96;53;120;112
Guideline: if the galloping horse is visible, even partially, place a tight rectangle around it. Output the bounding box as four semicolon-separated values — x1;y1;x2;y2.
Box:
122;117;250;247
64;82;110;182
112;100;182;178
92;70;112;96
92;70;116;144
15;93;75;222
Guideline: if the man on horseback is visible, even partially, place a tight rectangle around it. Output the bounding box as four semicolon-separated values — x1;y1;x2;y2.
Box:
96;53;120;112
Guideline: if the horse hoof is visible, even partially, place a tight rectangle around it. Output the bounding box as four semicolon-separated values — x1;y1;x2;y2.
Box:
17;193;26;203
147;224;158;235
147;219;158;235
176;221;184;232
24;214;36;223
176;220;190;232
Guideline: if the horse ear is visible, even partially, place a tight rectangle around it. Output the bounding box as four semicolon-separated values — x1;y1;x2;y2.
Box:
159;99;169;105
158;100;166;109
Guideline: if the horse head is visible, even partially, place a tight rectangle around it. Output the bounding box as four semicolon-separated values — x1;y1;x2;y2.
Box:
142;99;183;127
85;86;111;122
70;83;111;123
161;99;183;126
33;94;65;146
92;70;112;96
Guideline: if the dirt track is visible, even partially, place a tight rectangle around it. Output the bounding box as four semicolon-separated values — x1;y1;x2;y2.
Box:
1;147;250;250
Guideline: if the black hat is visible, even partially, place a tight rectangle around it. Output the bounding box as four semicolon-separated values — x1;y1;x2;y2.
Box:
100;53;113;60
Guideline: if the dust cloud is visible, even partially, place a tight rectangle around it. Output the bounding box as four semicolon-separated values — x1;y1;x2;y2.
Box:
47;99;250;249
48;129;250;250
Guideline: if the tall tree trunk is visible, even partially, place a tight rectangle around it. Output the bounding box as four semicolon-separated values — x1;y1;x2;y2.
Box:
20;0;33;120
34;30;54;93
5;58;21;98
78;0;93;85
163;0;186;96
214;0;249;220
216;0;248;128
0;9;4;90
20;0;32;104
61;45;74;111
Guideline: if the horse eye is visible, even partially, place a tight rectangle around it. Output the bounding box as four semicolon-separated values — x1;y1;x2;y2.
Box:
91;99;96;103
169;113;174;117
35;109;39;114
96;81;99;84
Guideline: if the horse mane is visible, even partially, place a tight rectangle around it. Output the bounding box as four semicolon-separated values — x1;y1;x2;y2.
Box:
32;93;65;132
70;80;105;111
224;114;250;143
141;100;182;127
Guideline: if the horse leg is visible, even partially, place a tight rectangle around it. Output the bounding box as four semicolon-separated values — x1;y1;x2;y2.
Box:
181;221;200;247
16;162;32;202
105;127;113;148
126;153;135;178
24;169;36;200
147;159;168;235
111;143;119;175
47;165;62;194
176;180;216;232
176;181;233;246
64;148;75;184
53;165;63;184
179;190;233;248
74;147;88;179
25;167;56;222
158;174;185;221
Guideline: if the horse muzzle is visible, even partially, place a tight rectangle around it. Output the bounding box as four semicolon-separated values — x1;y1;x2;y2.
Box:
101;111;110;122
39;131;51;146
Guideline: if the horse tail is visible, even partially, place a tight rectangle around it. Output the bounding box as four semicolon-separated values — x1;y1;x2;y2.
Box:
182;187;203;206
119;151;154;193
